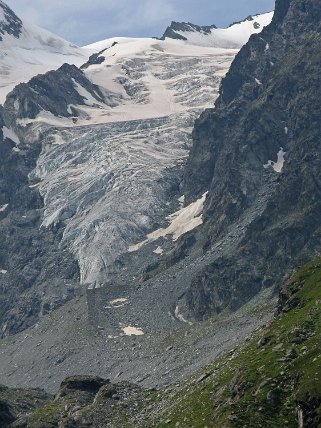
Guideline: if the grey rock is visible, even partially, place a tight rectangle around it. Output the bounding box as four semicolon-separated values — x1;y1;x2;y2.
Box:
181;0;321;319
160;21;217;41
0;1;22;41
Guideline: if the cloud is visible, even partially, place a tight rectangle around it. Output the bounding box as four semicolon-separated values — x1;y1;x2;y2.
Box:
4;0;275;45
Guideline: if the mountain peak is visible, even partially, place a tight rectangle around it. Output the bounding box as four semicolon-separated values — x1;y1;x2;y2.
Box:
161;21;217;41
160;12;273;48
0;0;22;41
228;13;270;28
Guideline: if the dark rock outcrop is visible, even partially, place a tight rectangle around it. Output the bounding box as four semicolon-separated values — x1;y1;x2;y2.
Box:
0;399;15;428
0;384;50;427
0;0;22;41
10;376;146;428
0;104;80;337
161;21;217;41
182;0;321;319
56;376;110;398
5;64;106;120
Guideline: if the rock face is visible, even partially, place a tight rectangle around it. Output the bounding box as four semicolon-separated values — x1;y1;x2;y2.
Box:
0;0;22;40
0;106;80;338
0;383;50;427
5;64;108;120
161;21;217;41
180;0;321;319
7;376;147;428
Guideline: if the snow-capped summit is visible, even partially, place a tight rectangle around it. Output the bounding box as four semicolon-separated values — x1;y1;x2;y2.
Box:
0;0;89;104
161;12;273;48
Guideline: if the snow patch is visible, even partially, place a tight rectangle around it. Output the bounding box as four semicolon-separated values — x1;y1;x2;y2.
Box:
264;148;286;173
72;79;102;107
175;305;193;325
2;126;20;145
0;203;9;212
284;126;288;135
104;298;129;309
0;269;8;274
129;192;208;252
178;195;185;207
121;325;144;336
153;246;164;255
255;78;262;85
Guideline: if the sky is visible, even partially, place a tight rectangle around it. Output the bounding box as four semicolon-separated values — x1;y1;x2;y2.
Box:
5;0;275;46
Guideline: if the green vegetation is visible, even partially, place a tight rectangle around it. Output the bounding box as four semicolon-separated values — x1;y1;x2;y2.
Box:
150;257;321;427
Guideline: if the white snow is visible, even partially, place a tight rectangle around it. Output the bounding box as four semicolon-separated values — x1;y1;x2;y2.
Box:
175;305;193;325
72;79;102;107
129;192;208;252
178;195;185;207
83;36;147;51
0;16;91;104
104;298;129;309
153;246;164;255
0;269;8;274
284;126;288;135
19;39;237;129
264;148;286;173
0;203;9;212
167;12;273;49
255;78;262;85
2;126;20;145
121;325;144;336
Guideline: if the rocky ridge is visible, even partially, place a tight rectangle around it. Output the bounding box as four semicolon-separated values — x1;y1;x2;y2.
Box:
160;12;273;48
0;104;81;337
161;22;217;41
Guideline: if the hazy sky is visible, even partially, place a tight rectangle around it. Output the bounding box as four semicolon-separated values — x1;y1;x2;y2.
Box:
5;0;275;46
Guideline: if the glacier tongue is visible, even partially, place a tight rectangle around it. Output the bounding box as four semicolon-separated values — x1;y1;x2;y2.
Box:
30;40;237;285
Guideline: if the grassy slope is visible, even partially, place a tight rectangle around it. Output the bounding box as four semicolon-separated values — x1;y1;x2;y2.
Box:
149;257;321;427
